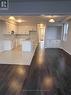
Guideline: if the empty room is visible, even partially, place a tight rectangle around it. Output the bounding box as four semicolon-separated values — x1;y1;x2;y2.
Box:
0;0;71;95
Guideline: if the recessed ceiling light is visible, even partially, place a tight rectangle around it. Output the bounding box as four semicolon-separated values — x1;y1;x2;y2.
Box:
9;16;15;20
16;19;22;23
16;19;26;23
49;18;55;23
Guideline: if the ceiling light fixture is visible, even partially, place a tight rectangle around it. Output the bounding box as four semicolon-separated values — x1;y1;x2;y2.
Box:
9;16;16;20
16;19;22;23
16;19;27;23
41;15;55;23
49;18;55;23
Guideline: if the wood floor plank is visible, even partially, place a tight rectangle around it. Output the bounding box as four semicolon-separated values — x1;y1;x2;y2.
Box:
0;48;71;95
21;48;71;95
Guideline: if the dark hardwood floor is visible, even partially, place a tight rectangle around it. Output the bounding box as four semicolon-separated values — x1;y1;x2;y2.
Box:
0;47;71;95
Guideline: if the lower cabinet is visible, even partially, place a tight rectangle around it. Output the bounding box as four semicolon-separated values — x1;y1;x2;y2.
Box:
3;40;13;51
22;40;32;52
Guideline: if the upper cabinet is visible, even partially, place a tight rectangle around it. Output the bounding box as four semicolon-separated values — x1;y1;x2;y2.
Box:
6;21;17;34
0;19;37;35
0;20;17;34
17;25;29;34
17;23;37;35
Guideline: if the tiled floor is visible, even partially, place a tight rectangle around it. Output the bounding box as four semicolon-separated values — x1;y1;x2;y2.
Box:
0;46;36;65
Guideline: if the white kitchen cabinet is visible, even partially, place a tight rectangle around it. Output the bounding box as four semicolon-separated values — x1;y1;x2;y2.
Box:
22;40;32;52
0;40;3;52
3;40;13;51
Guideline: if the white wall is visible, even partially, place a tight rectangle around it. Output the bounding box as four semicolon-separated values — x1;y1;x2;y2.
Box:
61;21;71;55
37;24;46;42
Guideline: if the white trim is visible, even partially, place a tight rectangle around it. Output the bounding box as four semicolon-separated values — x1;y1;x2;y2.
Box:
60;47;71;55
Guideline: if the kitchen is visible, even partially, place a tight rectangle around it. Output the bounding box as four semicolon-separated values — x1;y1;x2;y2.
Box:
0;16;38;65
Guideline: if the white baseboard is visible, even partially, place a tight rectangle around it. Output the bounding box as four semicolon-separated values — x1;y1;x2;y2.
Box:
60;47;71;55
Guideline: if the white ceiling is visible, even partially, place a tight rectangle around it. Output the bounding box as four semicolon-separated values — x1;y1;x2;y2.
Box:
0;15;71;24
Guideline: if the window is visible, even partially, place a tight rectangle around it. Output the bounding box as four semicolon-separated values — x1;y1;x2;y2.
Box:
63;23;69;41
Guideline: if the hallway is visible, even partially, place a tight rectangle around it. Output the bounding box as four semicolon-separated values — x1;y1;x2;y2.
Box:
0;47;71;95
